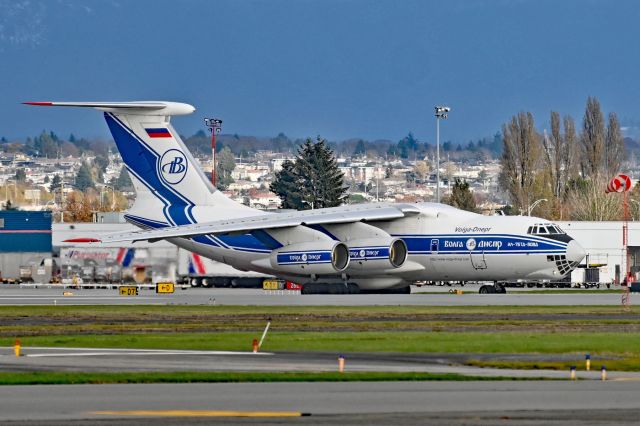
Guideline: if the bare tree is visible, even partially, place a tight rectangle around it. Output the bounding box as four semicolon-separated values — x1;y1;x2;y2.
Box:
500;112;542;212
563;115;579;179
568;177;622;221
543;111;580;201
543;111;563;199
580;96;606;179
605;112;625;176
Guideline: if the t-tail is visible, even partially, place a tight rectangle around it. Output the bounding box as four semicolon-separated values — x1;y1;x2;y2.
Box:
24;101;253;228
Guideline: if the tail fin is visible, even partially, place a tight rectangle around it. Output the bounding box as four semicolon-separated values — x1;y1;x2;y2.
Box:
25;101;252;226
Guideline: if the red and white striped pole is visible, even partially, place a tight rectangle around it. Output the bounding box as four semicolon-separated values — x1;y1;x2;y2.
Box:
204;118;223;186
605;174;633;307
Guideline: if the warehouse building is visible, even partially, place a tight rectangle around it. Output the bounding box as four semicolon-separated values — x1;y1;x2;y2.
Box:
559;221;640;284
0;210;53;282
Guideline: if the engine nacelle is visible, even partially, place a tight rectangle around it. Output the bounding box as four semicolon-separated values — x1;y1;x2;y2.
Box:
270;241;350;275
347;238;408;271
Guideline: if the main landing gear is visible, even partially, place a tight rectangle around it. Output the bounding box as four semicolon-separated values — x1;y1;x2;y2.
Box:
301;283;412;295
479;282;507;294
301;283;360;295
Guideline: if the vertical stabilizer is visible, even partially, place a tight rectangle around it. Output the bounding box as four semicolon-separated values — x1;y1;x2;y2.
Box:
24;101;254;227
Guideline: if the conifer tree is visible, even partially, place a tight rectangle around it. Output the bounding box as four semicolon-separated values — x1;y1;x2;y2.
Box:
113;167;132;190
270;160;304;209
75;162;95;191
445;178;477;212
50;174;63;192
270;137;346;210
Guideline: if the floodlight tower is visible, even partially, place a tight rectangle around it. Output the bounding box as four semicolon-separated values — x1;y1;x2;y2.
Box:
434;106;450;203
204;118;223;186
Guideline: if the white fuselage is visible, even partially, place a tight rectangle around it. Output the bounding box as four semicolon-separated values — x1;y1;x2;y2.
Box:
131;202;584;291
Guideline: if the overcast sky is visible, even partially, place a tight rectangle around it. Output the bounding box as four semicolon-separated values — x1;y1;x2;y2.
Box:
2;0;639;143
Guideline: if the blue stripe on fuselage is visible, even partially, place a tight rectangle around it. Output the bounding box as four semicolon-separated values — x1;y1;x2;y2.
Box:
395;234;567;254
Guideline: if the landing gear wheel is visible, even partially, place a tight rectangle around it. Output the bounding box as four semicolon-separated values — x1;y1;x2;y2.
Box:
479;285;496;294
494;283;507;294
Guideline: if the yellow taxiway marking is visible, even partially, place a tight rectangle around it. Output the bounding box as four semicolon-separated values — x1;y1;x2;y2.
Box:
92;410;308;417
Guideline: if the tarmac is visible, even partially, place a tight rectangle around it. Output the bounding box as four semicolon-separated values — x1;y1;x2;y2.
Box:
0;285;634;306
0;285;637;425
1;346;639;380
0;381;639;425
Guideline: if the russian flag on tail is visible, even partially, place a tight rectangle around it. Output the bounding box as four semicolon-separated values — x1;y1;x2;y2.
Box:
116;248;135;267
145;128;172;138
188;253;206;274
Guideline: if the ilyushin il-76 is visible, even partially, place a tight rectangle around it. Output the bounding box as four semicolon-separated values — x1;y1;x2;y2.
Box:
26;101;585;294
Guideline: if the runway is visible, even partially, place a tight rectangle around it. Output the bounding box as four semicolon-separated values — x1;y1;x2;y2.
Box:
0;381;638;424
0;285;633;306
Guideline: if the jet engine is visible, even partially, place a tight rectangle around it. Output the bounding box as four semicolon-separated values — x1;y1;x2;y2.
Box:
269;241;350;275
346;237;408;271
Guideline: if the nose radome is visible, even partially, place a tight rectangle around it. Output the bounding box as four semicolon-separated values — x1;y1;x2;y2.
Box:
566;240;586;264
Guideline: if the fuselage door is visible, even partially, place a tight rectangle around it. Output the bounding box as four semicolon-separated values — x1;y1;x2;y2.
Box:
466;238;487;270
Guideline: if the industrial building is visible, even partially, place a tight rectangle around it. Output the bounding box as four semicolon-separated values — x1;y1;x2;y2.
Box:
559;221;640;284
0;210;53;282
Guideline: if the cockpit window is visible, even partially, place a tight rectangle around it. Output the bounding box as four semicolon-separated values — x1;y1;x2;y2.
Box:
527;223;566;236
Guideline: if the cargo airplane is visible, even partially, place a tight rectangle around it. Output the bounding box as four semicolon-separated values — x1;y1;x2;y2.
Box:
26;101;585;294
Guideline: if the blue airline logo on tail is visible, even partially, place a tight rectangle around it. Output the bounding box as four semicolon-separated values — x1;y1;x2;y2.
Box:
159;149;188;184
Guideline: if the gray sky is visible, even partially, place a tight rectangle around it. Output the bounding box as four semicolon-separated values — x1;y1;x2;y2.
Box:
2;0;639;143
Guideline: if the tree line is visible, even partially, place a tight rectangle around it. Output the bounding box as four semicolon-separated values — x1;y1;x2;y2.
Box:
499;96;627;220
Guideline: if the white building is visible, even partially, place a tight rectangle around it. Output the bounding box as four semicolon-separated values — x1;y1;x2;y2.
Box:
559;221;640;284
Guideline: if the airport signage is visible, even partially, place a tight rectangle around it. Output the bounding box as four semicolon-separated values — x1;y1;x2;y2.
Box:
156;282;175;294
263;280;282;290
119;286;139;296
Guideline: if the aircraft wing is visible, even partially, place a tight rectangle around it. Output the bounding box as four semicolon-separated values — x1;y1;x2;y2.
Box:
95;203;421;243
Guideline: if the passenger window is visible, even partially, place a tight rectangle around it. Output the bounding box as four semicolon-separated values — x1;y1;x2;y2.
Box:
527;226;533;234
546;226;555;234
538;227;548;234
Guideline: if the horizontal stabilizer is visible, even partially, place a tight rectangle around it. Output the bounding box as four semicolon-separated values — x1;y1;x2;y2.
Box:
24;101;195;116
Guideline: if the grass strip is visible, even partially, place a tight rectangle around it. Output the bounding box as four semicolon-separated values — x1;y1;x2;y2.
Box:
0;304;636;317
466;358;640;372
415;289;622;295
0;371;543;385
3;331;640;355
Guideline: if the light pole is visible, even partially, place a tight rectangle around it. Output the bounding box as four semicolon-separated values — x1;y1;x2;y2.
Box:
204;118;223;186
527;198;548;216
434;106;450;203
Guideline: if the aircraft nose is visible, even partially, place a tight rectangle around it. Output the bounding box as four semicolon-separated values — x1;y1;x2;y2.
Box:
566;240;586;264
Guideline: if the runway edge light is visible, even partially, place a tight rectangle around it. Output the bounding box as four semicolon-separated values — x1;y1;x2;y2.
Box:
585;354;591;371
570;366;577;381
